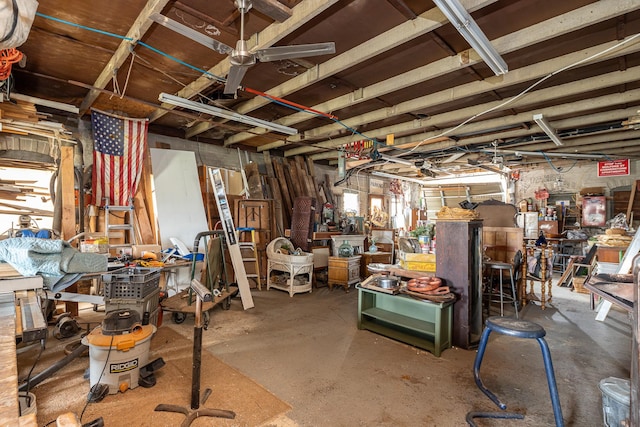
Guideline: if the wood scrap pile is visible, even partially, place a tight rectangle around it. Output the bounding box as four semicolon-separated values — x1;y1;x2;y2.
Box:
0;99;72;140
245;154;334;234
0;179;52;217
0;99;41;123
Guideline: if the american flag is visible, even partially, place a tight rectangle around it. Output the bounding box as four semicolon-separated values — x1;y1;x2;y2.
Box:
91;110;148;207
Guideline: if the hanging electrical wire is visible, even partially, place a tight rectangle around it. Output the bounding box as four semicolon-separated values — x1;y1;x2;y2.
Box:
33;12;379;143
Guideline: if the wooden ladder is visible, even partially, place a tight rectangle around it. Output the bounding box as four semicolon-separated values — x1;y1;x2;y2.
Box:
105;205;136;254
237;227;262;290
208;167;254;310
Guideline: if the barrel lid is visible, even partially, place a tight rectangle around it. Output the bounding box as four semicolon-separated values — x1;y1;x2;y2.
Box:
82;324;155;349
598;377;631;405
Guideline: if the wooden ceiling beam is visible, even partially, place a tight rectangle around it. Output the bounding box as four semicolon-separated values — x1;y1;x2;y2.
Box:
252;0;293;22
298;35;640;150
409;107;640;155
292;38;640;149
172;1;239;36
78;0;172;116
285;63;640;156
236;0;640;151
387;90;640;154
220;0;498;145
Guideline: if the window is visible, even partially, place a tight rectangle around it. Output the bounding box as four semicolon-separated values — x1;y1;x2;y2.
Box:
343;191;359;216
391;195;405;230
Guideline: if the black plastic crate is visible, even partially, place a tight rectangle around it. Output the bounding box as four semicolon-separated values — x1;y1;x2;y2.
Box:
102;267;161;299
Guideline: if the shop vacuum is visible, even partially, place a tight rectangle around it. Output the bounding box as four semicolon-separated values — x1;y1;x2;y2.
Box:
82;309;164;402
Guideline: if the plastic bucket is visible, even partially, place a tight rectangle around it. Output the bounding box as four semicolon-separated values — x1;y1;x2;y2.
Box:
599;377;630;427
82;324;155;395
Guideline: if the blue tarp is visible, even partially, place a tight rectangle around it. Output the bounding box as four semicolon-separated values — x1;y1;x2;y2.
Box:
0;237;108;292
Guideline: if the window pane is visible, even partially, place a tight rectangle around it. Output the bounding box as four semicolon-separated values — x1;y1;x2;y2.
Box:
343;192;359;215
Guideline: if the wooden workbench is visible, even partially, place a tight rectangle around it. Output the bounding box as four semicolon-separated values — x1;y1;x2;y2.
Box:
0;301;19;425
0;294;37;426
0;263;41;426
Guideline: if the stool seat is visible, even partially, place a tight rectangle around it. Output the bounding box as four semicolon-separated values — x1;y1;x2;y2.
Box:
486;261;513;270
485;317;545;339
483;261;519;318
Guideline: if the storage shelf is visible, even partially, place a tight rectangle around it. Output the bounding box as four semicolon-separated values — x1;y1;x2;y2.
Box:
357;286;452;357
361;307;436;336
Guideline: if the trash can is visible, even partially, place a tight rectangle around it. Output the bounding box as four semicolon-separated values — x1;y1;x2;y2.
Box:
598;377;631;427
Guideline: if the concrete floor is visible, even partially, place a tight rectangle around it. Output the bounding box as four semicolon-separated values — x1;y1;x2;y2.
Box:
162;277;633;427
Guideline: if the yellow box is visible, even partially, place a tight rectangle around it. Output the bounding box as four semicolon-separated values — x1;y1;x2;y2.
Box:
400;260;437;272
399;251;436;263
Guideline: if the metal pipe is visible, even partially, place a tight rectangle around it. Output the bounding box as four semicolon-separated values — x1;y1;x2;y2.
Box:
19;343;88;391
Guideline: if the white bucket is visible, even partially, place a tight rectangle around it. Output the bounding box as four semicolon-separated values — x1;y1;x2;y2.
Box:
82;324;156;395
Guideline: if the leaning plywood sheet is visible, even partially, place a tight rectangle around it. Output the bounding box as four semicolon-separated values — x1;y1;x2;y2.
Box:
150;149;209;251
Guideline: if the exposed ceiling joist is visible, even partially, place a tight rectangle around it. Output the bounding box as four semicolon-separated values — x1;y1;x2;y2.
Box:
245;0;640;151
78;0;172;115
149;0;339;123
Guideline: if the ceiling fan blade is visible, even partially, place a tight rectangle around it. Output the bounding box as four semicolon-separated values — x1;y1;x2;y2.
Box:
224;64;250;94
256;42;336;62
149;13;233;56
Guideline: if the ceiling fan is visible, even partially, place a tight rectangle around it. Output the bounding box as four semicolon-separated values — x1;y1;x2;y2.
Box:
150;0;336;95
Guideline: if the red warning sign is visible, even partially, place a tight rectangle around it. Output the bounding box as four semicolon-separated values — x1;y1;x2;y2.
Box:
597;159;629;177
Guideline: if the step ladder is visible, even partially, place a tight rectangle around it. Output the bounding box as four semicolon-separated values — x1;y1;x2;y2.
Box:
237;227;262;290
105;205;136;254
207;167;254;310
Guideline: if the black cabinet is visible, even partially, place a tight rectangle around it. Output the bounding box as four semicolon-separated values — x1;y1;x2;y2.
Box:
435;219;483;349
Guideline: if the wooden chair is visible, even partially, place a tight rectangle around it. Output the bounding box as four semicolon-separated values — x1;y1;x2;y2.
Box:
566;244;598;293
375;240;395;264
522;243;554;310
310;246;330;288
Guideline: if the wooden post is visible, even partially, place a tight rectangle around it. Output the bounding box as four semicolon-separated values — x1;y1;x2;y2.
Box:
627;180;639;225
59;146;76;241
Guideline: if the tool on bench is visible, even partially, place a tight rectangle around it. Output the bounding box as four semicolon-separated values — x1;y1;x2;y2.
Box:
155;279;236;425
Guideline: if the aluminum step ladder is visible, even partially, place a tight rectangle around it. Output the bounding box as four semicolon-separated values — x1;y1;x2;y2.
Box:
237;227;262;290
105;205;136;254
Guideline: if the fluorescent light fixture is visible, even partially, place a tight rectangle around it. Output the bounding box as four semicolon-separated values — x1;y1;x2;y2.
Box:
371;171;428;185
501;149;604;160
371;170;503;186
422;171;503;186
532;114;563;146
378;153;415;166
158;93;298;135
432;0;508;75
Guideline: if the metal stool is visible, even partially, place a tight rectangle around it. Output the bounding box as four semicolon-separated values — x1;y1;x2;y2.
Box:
484;261;519;318
470;316;564;427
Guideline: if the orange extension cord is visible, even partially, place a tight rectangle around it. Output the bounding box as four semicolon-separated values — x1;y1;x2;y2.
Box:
0;48;23;81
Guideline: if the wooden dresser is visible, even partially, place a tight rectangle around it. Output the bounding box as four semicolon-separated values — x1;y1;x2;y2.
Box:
328;256;361;291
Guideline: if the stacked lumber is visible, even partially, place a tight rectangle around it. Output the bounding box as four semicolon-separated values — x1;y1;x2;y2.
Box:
270;155;327;232
0;99;42;122
0;179;52;217
0;99;71;140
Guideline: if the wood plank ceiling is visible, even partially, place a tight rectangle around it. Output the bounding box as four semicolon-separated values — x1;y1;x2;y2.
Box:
5;0;640;183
